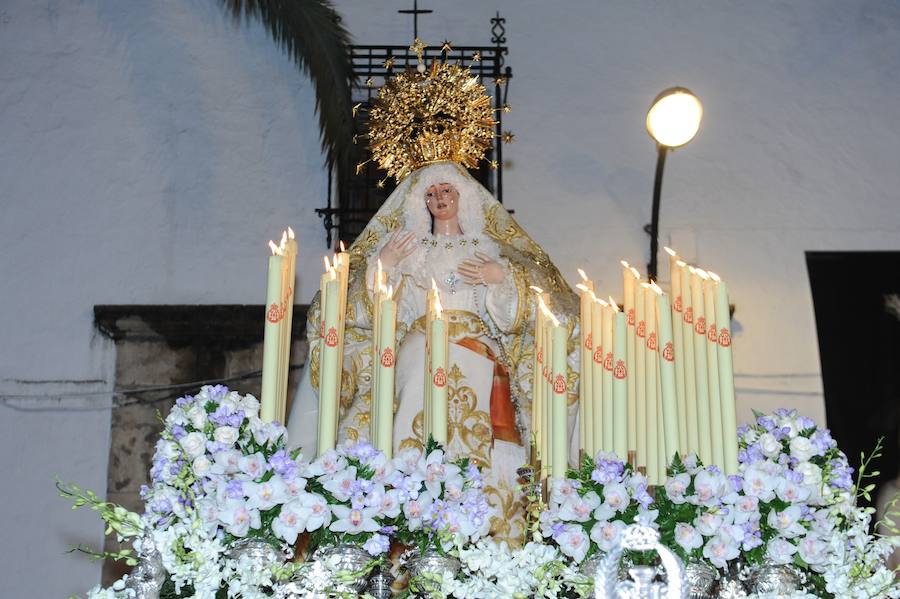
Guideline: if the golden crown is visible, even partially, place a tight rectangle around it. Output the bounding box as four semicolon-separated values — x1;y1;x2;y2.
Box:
364;39;498;182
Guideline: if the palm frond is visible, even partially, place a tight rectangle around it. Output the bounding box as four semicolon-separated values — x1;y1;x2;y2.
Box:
222;0;355;171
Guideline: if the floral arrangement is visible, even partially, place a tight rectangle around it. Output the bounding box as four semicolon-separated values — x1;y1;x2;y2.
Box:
63;386;495;599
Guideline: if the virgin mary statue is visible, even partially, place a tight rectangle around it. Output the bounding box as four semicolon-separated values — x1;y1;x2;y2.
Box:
287;50;579;544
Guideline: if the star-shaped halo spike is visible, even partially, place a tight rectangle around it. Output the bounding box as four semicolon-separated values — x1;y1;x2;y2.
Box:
489;159;499;169
352;102;362;117
471;51;481;62
383;56;395;69
441;40;452;53
502;131;515;143
365;76;374;88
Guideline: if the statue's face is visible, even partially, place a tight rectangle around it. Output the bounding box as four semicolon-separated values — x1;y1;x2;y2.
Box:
424;183;459;221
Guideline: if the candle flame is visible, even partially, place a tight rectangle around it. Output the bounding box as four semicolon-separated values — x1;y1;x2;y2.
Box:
280;230;288;248
620;260;630;269
268;240;281;256
323;255;331;271
663;246;677;257
708;271;721;282
609;296;620;311
688;265;696;274
329;267;337;281
588;290;600;302
529;285;544;294
695;268;710;280
629;266;641;279
650;281;664;295
640;282;651;289
597;297;608;306
287;226;295;240
576;283;590;294
434;291;443;318
577;268;589;282
676;259;687;268
339;240;346;252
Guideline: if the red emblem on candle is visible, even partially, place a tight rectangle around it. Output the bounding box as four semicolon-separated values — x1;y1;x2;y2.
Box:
684;306;693;324
613;360;627;380
663;341;674;362
637;320;646;338
584;332;592;350
537;349;543;364
325;327;339;347
647;332;658;351
433;367;447;388
719;328;732;347
604;351;614;371
319;320;325;338
266;302;283;324
627;309;635;326
674;296;683;312
553;373;566;394
593;346;604;364
694;316;706;335
707;324;718;343
380;347;395;367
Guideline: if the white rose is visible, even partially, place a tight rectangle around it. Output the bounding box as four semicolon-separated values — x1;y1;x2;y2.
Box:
789;436;816;462
796;462;822;487
214;426;239;446
187;405;208;430
758;433;782;458
180;432;208;459
240;394;260;415
192;455;212;477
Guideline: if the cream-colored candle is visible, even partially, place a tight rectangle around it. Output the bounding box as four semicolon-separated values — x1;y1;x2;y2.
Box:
576;273;594;458
601;300;614;454
530;287;546;463
702;272;724;469
653;283;681;463
551;317;568;479
543;317;553;476
370;261;384;444
710;273;739;475
275;229;298;423
430;291;449;445
610;300;628;459
375;289;397;457
590;296;606;456
690;267;712;465
666;250;688;451
317;271;341;455
622;262;638;453
261;237;285;423
643;283;659;483
680;262;698;456
634;274;647;469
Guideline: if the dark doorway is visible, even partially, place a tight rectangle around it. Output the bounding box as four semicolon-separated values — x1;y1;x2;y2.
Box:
807;251;900;510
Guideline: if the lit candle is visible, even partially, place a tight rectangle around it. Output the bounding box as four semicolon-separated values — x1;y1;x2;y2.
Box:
261;234;286;423
690;267;712;465
709;272;739;475
680;261;698;456
375;282;396;457
703;272;724;469
317;267;341;455
590;295;606;456
643;283;659;483
609;298;628;459
601;298;614;454
543;305;554;477
550;311;568;479
622;262;638;454
429;286;449;444
277;228;298;424
634;271;647;469
576;271;594;458
530;286;546;464
653;282;681;463
665;249;687;451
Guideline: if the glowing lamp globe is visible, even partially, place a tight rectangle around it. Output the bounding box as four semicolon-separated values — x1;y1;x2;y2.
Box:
646;87;703;148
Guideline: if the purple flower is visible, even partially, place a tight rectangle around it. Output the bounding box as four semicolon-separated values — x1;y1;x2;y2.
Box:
175;395;194;407
379;526;396;535
347;441;377;461
139;484;150;499
810;430;835;455
207;385;229;401
363;533;391;556
758;416;776;432
225;479;244;499
633;483;653;509
172;425;187;440
550;521;566;539
829;460;854;490
591;455;625;485
797;416;816;431
737;424;750;437
269;450;298;480
728;475;743;493
785;469;804;484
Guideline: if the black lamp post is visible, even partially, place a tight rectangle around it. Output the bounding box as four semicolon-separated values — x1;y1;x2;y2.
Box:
645;87;703;281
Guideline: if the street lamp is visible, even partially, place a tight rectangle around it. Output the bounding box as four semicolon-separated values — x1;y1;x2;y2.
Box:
645;87;703;281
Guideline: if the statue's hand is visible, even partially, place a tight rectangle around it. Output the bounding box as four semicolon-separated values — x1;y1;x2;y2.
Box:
458;251;505;285
379;230;417;269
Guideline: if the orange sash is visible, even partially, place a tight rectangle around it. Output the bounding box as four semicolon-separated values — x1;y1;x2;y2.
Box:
455;337;521;445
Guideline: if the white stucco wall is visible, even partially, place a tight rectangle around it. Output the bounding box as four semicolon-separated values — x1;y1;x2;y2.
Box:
2;0;899;595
